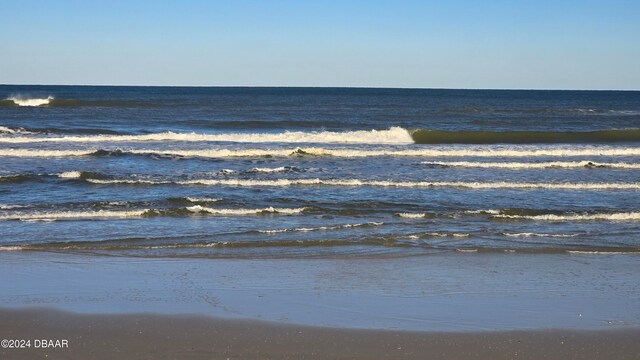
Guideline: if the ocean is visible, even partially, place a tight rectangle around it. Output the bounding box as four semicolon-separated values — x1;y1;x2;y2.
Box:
1;86;640;257
2;85;640;330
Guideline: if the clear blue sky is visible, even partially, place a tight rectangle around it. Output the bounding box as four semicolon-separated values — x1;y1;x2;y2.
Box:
1;0;639;89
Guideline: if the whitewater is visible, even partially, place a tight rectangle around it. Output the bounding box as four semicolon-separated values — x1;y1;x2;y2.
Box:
0;127;414;144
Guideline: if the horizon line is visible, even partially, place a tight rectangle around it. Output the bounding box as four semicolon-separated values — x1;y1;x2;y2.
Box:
1;83;638;92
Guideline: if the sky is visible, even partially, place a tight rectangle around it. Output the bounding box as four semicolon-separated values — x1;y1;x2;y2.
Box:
1;0;639;89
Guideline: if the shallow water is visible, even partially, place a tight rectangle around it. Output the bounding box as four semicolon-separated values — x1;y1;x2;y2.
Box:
2;251;639;331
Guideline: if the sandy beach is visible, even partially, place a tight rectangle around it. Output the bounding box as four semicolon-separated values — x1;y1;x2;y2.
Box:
2;308;639;360
1;251;639;358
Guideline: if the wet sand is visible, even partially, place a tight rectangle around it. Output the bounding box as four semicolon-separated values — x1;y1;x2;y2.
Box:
1;308;639;360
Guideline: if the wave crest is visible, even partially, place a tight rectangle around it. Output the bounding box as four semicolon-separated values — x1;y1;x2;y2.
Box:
184;205;306;215
3;147;640;159
503;232;579;237
0;127;413;144
84;177;640;190
494;212;640;221
4;96;54;107
257;222;383;234
0;206;308;221
420;161;640;169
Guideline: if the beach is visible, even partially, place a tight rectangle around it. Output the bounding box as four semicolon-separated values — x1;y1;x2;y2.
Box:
2;251;640;358
3;309;640;360
2;251;639;331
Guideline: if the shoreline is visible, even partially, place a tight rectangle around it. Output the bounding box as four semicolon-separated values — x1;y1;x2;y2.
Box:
2;308;639;359
1;251;639;332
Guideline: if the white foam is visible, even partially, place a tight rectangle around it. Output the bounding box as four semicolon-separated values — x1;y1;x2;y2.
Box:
503;233;579;237
0;149;96;157
185;197;220;203
0;246;23;251
424;232;470;237
287;147;640;158
0;127;414;144
0;204;25;210
57;171;82;179
86;177;640;190
420;161;640;169
258;222;383;234
107;201;128;206
87;178;163;185
185;205;306;215
396;213;427;218
0;206;307;221
125;146;640;158
465;209;501;215
130;148;296;158
3;146;640;158
7;96;53;107
0;209;149;221
0;126;33;135
495;212;640;221
251;167;289;173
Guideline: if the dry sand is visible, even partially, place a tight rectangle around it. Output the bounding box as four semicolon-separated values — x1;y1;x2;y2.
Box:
1;308;639;360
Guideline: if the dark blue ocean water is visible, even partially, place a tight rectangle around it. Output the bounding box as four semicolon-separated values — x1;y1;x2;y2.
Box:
1;86;640;257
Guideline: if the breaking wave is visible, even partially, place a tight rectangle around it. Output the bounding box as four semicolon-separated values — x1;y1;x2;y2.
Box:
0;126;34;135
57;171;107;180
4;170;640;191
502;232;579;237
2;127;639;144
420;161;640;169
422;232;470;238
183;197;221;203
0;209;149;221
183;205;306;215
0;127;414;144
494;212;640;221
3;147;640;159
0;97;155;108
0;171;106;183
0;206;308;221
84;177;640;190
1;96;54;107
249;166;300;173
396;212;431;218
0;204;26;210
256;222;383;234
0;149;97;157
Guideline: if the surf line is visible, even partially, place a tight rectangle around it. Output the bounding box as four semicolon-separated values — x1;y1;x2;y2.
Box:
3;147;640;158
83;178;640;190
